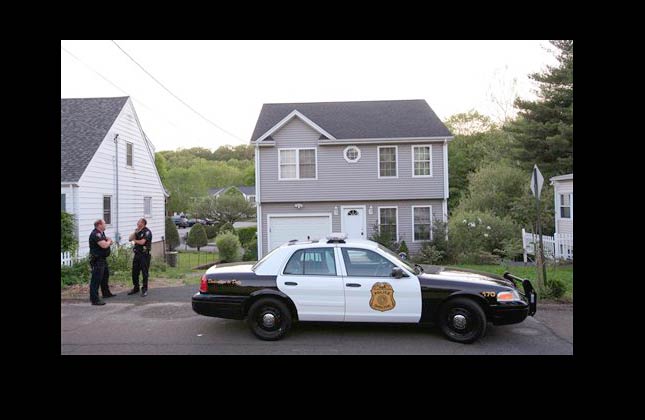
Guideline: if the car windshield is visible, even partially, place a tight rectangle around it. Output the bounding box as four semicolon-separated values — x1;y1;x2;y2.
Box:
252;247;281;272
377;244;420;274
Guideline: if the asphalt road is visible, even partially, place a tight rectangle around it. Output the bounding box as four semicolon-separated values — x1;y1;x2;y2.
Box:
61;286;573;355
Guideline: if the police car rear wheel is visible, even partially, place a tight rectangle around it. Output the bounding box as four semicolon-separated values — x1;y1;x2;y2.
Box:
247;298;292;341
438;297;487;344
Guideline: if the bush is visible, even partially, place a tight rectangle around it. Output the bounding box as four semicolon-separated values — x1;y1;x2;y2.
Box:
368;222;397;251
215;232;241;263
236;226;257;246
542;278;566;299
187;223;208;251
204;225;218;239
61;257;90;286
242;239;258;261
454;251;501;265
448;209;520;263
218;222;234;234
61;212;77;253
399;240;409;256
165;217;180;250
150;257;168;273
412;243;445;265
107;244;134;273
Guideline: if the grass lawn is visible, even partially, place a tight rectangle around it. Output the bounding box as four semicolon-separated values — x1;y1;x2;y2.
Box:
451;263;573;302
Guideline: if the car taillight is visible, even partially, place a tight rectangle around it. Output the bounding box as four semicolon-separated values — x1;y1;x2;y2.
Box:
199;275;208;293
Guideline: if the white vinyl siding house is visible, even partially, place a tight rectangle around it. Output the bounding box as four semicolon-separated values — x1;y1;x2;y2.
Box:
251;100;453;258
551;174;573;236
61;97;168;258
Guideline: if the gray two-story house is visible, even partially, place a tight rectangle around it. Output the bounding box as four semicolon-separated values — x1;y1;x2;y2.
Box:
251;100;453;258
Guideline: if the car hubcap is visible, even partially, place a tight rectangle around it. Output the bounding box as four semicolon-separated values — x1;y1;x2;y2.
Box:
453;314;467;330
262;313;276;328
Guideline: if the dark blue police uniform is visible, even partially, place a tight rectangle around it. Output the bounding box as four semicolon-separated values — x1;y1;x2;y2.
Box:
132;227;152;293
88;228;112;304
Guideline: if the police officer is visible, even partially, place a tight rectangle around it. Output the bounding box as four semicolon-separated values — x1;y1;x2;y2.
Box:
88;219;115;305
128;218;153;297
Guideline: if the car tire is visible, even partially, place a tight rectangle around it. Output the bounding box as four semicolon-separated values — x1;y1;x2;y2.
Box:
247;297;292;341
438;297;487;344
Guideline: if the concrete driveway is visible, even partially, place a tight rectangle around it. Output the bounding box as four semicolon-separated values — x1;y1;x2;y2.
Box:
61;286;573;355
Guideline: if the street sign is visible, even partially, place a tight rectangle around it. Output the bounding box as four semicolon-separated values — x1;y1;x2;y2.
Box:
530;164;544;199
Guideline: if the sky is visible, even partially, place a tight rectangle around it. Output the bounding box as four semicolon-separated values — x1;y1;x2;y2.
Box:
61;40;558;152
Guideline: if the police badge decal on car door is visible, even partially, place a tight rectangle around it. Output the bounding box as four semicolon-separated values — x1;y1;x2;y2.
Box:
369;282;396;311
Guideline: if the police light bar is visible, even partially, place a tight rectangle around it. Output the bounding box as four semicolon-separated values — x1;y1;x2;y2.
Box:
326;232;347;243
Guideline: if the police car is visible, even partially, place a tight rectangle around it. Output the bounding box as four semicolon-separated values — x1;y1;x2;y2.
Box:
191;233;537;343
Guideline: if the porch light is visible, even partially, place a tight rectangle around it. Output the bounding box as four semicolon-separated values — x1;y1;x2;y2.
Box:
368;205;373;215
334;206;339;216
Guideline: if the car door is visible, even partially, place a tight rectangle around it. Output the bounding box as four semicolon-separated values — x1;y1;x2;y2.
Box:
340;247;421;323
276;247;345;322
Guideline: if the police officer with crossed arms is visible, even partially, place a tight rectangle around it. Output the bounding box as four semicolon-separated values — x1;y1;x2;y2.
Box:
88;219;116;305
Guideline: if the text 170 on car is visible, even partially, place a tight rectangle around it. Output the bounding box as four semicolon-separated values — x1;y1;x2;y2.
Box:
191;233;537;343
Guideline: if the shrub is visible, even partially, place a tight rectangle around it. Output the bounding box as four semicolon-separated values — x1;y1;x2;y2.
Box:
448;209;520;263
61;257;90;286
242;239;258;261
218;222;234;234
165;216;180;250
107;244;134;273
368;222;397;251
542;278;566;299
215;232;241;263
412;243;445;265
236;226;257;246
454;251;501;265
399;240;409;256
150;257;168;273
204;225;218;239
187;223;208;251
61;212;77;253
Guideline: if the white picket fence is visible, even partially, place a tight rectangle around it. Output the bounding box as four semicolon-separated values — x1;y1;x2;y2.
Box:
522;228;573;262
61;251;80;266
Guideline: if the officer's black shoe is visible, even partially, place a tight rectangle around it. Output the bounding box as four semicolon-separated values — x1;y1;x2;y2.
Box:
91;300;106;306
103;293;117;298
127;288;140;295
141;289;148;297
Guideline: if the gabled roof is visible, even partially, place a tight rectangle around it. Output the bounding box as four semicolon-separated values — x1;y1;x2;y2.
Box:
550;173;573;182
250;99;452;142
209;186;256;196
61;96;129;182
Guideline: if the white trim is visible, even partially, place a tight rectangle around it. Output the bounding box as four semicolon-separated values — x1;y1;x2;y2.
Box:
256;110;336;143
103;195;113;226
319;136;453;145
442;199;448;223
377;206;399;242
255;142;262;258
143;196;152;217
557;193;573;221
125;141;134;167
411;144;433;178
412;205;433;242
443;140;449;199
340;205;367;239
343;145;362;163
377;145;398;179
278;147;318;181
266;213;333;252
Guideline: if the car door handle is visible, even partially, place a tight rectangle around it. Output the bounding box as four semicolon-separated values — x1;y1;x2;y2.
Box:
346;283;361;287
284;282;298;286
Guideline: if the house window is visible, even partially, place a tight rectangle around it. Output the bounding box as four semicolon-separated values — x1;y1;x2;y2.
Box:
379;207;398;240
413;145;432;177
279;148;317;180
61;194;66;212
560;194;572;219
413;206;432;241
344;146;361;163
378;146;397;178
126;142;133;167
144;197;152;216
103;196;112;225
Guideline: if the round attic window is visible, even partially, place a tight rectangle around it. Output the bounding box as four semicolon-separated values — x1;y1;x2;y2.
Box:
344;146;361;163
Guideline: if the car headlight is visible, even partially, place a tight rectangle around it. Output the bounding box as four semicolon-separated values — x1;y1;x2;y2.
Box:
497;289;522;302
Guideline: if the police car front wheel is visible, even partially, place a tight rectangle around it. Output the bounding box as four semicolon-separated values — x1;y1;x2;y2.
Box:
438;297;487;344
247;297;292;341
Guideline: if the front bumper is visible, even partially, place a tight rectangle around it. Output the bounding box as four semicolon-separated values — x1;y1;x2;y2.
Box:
489;303;530;325
192;293;248;320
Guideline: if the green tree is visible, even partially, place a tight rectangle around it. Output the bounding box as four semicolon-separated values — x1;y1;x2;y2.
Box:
444;110;497;136
164;216;180;250
504;40;573;178
61;212;77;253
154;152;168;181
192;194;255;226
215;231;241;262
187;223;208;251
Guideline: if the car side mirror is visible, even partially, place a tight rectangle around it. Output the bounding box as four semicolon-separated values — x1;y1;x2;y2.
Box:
392;267;404;279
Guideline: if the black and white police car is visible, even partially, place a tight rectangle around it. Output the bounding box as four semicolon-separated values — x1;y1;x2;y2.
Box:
192;233;537;343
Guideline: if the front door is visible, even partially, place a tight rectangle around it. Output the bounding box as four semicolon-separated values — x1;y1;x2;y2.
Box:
340;247;421;323
342;206;365;240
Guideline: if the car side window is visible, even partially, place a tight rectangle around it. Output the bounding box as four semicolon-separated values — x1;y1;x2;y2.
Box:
341;248;395;277
283;248;337;276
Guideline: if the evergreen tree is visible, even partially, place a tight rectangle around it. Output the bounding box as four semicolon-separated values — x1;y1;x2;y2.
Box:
165;216;180;250
187;223;208;251
505;40;573;178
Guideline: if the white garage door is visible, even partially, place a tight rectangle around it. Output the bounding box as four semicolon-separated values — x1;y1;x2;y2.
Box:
268;215;332;251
